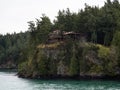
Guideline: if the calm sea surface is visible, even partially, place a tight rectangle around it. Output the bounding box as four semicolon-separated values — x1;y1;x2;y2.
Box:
0;71;120;90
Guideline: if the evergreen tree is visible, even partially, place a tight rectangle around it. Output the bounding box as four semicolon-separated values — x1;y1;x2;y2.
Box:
112;31;120;67
37;51;49;76
36;14;52;44
70;44;79;76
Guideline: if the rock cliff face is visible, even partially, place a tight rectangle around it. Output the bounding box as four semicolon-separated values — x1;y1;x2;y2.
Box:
57;61;69;76
42;48;69;76
18;43;120;79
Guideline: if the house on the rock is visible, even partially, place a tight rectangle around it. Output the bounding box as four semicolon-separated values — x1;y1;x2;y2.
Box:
47;30;87;43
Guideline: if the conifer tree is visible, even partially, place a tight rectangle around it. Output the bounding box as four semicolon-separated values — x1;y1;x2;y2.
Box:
70;44;79;76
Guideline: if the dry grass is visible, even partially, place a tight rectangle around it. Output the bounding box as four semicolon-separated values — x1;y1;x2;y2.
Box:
37;42;63;49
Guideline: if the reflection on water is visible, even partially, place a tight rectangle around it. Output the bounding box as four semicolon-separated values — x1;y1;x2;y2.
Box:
0;71;120;90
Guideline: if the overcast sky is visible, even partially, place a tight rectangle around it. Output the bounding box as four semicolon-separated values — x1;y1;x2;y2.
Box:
0;0;115;34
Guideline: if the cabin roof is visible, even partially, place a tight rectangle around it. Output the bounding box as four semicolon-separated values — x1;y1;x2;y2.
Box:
49;30;86;39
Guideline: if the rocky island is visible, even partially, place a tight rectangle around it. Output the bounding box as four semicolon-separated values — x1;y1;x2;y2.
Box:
0;0;120;80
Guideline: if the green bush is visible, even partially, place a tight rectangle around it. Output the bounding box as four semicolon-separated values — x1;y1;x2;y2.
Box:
97;44;110;58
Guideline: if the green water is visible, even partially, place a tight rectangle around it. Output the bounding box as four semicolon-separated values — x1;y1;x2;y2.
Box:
0;71;120;90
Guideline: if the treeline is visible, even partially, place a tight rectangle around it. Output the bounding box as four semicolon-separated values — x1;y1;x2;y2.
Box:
0;32;30;68
28;0;120;46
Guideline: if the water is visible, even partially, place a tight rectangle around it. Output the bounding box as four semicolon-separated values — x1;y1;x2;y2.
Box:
0;71;120;90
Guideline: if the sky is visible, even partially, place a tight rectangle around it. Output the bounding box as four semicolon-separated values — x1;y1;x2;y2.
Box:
0;0;114;34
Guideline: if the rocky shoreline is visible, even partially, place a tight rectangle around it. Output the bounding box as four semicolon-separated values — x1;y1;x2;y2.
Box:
18;73;120;80
0;68;120;80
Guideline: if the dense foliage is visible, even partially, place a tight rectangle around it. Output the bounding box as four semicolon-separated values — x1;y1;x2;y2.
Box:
0;32;30;68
